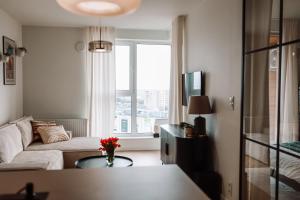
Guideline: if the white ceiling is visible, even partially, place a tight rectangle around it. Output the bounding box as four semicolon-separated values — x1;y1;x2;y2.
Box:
0;0;202;30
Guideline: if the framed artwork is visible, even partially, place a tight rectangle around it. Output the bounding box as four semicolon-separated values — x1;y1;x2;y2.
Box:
3;36;16;85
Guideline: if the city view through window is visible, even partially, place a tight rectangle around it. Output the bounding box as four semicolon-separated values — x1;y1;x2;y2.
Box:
114;43;171;135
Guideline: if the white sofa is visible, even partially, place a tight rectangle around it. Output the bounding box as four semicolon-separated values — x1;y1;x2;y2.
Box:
0;117;101;171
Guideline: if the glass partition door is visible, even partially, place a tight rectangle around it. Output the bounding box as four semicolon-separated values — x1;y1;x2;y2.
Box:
241;0;300;199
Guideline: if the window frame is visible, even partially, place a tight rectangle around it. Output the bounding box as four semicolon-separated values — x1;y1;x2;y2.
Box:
114;39;171;137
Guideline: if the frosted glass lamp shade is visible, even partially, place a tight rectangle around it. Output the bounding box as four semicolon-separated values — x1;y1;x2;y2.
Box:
56;0;141;16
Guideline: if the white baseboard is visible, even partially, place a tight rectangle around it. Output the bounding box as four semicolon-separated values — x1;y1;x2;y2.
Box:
116;137;160;151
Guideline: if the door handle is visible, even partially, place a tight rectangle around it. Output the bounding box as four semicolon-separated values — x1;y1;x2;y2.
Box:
165;143;169;155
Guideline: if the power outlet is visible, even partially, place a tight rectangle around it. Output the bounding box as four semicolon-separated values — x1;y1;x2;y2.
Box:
227;182;233;198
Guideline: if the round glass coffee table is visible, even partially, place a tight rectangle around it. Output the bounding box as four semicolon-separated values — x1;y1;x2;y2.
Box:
75;156;133;169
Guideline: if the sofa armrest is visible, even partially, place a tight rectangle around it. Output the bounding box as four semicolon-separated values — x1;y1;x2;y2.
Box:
0;163;47;171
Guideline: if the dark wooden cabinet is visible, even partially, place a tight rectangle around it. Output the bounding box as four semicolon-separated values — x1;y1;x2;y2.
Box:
160;124;209;176
161;124;221;200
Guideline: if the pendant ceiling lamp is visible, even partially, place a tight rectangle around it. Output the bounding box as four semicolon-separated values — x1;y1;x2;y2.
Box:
89;27;112;53
56;0;141;17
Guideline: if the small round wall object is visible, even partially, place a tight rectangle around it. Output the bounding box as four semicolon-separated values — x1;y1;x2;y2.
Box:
75;41;85;52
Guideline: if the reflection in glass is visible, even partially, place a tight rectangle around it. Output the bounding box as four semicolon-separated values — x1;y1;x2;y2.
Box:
279;43;300;153
278;152;300;199
114;96;131;133
245;0;280;51
243;1;300;199
244;140;276;199
283;0;300;43
244;49;279;145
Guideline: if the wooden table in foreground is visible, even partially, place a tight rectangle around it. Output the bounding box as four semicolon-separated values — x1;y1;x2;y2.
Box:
0;165;209;200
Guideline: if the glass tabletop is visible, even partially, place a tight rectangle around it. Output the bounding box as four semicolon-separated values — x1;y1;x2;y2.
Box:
75;155;133;169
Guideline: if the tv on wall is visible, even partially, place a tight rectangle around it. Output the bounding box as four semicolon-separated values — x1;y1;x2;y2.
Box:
182;71;205;106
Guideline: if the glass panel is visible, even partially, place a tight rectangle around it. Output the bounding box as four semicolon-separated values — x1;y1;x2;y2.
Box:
114;96;131;133
279;43;300;155
116;45;130;90
243;140;276;199
244;48;279;146
283;0;300;43
278;152;300;199
136;44;171;133
245;0;280;51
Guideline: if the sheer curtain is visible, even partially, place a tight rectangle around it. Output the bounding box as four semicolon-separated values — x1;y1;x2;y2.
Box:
169;15;186;124
280;19;300;143
85;27;116;137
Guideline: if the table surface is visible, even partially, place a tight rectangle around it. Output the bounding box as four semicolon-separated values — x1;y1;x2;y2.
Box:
75;155;133;168
0;165;209;200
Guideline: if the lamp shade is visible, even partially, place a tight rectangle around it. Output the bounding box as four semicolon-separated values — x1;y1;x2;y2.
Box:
188;96;211;115
88;40;112;53
56;0;141;17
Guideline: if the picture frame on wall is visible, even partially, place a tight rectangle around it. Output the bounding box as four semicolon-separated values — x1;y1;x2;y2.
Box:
3;36;16;85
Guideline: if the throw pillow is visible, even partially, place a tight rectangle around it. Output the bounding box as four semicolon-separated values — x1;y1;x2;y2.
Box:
16;116;34;148
37;125;70;144
31;120;56;141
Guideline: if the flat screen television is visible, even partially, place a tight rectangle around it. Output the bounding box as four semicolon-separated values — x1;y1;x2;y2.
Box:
182;71;205;106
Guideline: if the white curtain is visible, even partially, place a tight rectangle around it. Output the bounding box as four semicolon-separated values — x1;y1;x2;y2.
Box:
85;27;116;137
280;19;300;143
169;16;186;124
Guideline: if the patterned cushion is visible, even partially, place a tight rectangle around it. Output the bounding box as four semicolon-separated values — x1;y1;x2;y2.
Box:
16;116;34;148
37;126;70;144
31;120;56;141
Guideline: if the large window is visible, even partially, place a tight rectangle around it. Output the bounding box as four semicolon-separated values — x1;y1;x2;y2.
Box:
114;41;171;136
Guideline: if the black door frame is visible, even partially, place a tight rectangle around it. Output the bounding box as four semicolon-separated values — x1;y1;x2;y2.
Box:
239;0;300;199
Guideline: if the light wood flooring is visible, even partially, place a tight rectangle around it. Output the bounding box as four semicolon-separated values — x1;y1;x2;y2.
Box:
116;151;162;167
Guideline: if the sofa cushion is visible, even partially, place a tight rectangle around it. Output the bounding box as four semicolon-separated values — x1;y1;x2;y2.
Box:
26;137;100;152
11;150;63;170
16;116;34;148
0;124;23;163
38;125;70;144
31;120;56;141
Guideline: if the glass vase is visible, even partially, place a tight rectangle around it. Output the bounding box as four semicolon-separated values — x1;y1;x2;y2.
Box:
106;150;115;167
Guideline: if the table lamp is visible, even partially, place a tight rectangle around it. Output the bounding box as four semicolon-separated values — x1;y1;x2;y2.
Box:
188;96;211;135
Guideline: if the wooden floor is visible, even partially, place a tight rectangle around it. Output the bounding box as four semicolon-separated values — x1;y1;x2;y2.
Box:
116;151;162;167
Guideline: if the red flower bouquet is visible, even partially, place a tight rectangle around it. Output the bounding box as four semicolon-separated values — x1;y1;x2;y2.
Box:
99;137;121;166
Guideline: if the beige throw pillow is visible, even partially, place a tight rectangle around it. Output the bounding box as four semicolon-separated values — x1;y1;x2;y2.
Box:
31;120;56;141
37;126;70;144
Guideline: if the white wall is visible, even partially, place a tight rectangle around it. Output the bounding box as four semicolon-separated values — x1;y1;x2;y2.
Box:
0;9;23;125
22;27;169;119
116;29;170;41
184;0;242;199
22;26;86;119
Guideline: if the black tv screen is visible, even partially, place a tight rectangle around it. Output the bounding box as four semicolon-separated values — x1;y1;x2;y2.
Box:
182;71;205;106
